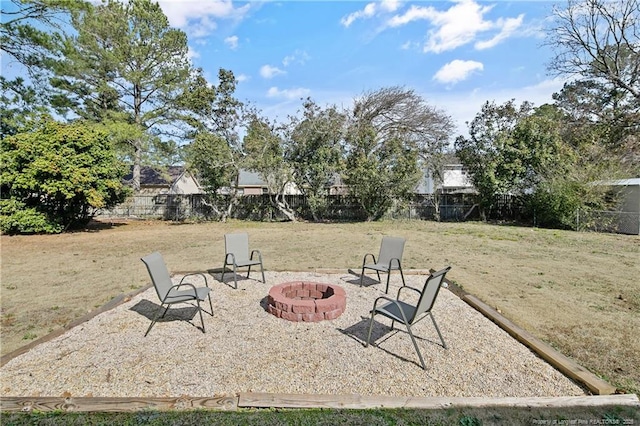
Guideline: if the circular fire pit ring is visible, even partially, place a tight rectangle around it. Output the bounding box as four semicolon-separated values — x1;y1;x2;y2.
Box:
267;282;346;322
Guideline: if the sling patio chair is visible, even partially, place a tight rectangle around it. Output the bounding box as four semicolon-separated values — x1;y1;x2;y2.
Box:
141;252;213;337
365;266;452;370
360;236;406;293
221;232;265;289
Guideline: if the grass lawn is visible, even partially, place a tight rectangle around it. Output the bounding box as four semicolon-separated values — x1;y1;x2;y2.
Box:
1;218;639;399
2;405;640;426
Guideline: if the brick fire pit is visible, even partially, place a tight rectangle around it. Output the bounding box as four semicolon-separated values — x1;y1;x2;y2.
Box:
267;282;347;322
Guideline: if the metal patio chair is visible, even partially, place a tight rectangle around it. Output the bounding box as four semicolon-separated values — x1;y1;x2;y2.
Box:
365;266;452;369
360;236;406;293
141;252;213;336
221;232;265;289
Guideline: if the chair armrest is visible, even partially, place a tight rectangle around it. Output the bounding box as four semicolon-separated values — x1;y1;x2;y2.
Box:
388;258;402;270
250;249;263;262
224;253;236;265
179;272;209;288
372;295;411;324
362;253;376;266
397;284;421;299
161;282;198;303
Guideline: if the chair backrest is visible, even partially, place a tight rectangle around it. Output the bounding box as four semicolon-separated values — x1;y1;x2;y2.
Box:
411;266;451;323
225;233;250;263
141;252;173;301
378;236;405;265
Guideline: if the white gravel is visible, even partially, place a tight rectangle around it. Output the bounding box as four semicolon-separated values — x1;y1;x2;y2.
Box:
0;271;586;398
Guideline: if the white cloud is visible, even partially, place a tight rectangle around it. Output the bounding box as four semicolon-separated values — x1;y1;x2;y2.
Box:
236;73;249;82
187;47;200;61
475;15;524;50
384;0;523;54
224;35;239;50
340;0;400;27
157;0;250;38
267;86;311;100
387;4;435;27
283;49;310;67
433;60;484;84
260;65;286;79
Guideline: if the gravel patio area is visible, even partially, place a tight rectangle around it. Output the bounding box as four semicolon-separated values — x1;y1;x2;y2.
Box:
0;271;587;398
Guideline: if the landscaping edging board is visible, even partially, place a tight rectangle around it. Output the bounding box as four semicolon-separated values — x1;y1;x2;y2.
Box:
237;393;640;410
1;393;638;412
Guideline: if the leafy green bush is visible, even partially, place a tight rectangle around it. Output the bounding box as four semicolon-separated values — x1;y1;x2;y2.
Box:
0;199;62;234
0;118;129;234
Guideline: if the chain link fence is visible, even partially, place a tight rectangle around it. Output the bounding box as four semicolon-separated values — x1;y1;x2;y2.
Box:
577;209;640;235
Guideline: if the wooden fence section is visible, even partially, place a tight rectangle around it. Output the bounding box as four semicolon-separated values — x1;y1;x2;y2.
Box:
97;193;523;222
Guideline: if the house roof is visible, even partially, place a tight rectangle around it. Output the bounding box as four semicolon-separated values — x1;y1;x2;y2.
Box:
123;166;185;186
238;170;266;187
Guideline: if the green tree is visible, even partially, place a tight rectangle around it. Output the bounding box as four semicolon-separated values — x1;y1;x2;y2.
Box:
50;0;193;191
344;123;421;221
547;0;640;172
0;0;82;72
243;114;297;221
346;86;452;220
547;0;640;102
183;69;245;221
0;118;129;233
454;100;536;219
0;76;49;138
287;99;346;221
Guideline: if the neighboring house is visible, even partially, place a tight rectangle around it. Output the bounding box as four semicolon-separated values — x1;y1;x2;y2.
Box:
236;170;269;195
225;170;301;196
123;166;204;196
417;163;476;195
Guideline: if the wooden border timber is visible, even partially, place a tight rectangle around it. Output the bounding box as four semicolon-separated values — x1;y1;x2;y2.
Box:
0;396;237;412
237;393;640;410
462;294;617;395
2;393;638;412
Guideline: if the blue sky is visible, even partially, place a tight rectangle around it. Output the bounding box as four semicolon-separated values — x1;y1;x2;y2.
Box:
162;0;568;138
1;0;569;138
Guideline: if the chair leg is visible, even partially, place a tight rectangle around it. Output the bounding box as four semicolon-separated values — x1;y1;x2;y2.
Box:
232;263;238;289
430;313;447;349
385;272;391;294
144;303;167;337
365;312;376;347
399;267;406;286
360;265;366;286
221;261;226;282
406;324;427;370
206;293;214;316
196;299;205;333
247;264;252;279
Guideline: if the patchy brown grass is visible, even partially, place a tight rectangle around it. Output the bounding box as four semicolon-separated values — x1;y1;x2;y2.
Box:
1;219;638;394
